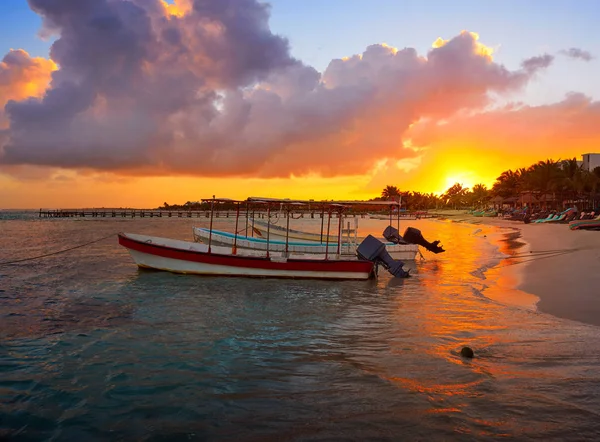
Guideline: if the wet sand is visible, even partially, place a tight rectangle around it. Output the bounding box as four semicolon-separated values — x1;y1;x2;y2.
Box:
447;211;600;326
515;223;600;326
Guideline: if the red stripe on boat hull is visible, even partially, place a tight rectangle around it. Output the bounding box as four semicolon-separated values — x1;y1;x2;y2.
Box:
118;234;374;274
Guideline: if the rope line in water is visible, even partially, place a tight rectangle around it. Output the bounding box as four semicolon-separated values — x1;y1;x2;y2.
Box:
501;248;581;258
0;233;116;267
495;249;580;268
488;247;590;261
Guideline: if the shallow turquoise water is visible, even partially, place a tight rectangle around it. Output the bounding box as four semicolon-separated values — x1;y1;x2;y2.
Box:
1;213;600;440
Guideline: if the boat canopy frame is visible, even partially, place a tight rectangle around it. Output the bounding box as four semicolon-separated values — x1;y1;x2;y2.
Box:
200;197;405;259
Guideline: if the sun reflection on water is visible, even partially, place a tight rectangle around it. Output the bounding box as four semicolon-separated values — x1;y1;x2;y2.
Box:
1;214;600;439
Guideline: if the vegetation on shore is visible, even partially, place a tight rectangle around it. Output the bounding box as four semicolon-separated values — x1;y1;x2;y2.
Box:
375;158;600;210
158;158;600;211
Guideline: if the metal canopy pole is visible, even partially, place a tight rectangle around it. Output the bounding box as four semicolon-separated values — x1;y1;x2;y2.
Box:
266;204;271;258
245;201;249;237
320;206;325;244
233;202;240;255
325;209;332;260
208;196;215;254
285;205;290;256
336;208;343;256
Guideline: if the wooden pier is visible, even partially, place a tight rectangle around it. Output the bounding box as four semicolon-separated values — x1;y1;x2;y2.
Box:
39;209;246;219
38;209;375;219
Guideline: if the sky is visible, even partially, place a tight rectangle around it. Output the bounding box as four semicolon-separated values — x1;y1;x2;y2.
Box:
1;0;599;208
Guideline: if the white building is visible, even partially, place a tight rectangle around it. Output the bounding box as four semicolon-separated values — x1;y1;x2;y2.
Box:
581;153;600;172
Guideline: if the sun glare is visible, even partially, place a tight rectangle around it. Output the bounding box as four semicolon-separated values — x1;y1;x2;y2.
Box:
442;173;476;193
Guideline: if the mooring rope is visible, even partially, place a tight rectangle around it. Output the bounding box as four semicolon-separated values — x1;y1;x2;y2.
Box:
500;248;582;259
494;248;583;269
0;233;116;267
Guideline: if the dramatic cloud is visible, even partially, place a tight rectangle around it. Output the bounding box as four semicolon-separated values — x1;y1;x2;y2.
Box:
0;49;56;127
407;92;600;170
560;47;594;62
1;1;554;179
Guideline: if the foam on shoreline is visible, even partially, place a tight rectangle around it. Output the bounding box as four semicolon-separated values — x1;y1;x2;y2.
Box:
450;213;600;327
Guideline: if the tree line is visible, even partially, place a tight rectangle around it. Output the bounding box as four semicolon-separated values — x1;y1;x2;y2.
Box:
377;158;600;210
157;158;600;211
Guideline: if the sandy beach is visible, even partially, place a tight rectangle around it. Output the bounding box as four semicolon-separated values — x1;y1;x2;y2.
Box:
435;210;600;326
516;223;600;326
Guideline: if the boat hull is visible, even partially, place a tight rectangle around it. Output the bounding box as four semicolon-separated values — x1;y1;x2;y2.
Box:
569;219;600;230
119;233;375;280
193;228;420;261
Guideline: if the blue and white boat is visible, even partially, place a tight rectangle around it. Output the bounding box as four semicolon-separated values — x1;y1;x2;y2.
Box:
192;227;420;261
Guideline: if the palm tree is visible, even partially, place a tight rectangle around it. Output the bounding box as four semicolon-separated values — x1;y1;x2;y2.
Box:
409;191;424;210
528;159;563;207
492;169;520;198
586;167;600;209
470;183;490;207
381;185;401;200
444;183;468;208
560;158;585;203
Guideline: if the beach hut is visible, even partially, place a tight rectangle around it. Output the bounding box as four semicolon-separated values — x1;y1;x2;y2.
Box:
491;195;504;209
538;193;557;209
503;196;518;208
520;192;538;207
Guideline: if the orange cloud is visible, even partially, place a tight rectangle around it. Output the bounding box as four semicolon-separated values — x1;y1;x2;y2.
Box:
371;92;600;194
2;25;547;180
0;0;584;208
160;0;192;18
0;49;56;127
410;92;600;160
432;31;495;61
3;92;599;206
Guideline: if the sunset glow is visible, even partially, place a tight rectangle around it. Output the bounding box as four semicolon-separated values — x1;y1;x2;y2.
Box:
161;0;191;18
1;1;599;208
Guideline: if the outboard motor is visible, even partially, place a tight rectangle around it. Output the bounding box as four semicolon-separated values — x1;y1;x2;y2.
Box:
357;235;410;278
402;227;445;254
382;226;409;244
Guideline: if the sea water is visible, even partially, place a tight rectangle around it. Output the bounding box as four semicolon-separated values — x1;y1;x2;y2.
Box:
1;213;599;440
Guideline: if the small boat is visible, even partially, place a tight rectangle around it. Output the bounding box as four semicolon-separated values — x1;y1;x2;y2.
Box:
250;219;356;242
118;198;412;280
472;209;498;217
118;233;380;280
192;227;420;260
569;216;600;231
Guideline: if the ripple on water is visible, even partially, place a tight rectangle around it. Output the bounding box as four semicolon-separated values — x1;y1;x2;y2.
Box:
1;216;600;440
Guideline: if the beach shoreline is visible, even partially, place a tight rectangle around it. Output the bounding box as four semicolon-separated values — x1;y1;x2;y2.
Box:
438;211;600;327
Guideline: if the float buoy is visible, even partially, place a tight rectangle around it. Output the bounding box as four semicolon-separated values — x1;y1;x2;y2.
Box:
460;346;474;358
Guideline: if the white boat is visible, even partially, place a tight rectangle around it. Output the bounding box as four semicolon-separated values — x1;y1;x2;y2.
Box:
192;227;420;261
118;198;416;280
119;233;387;280
249;219;357;243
